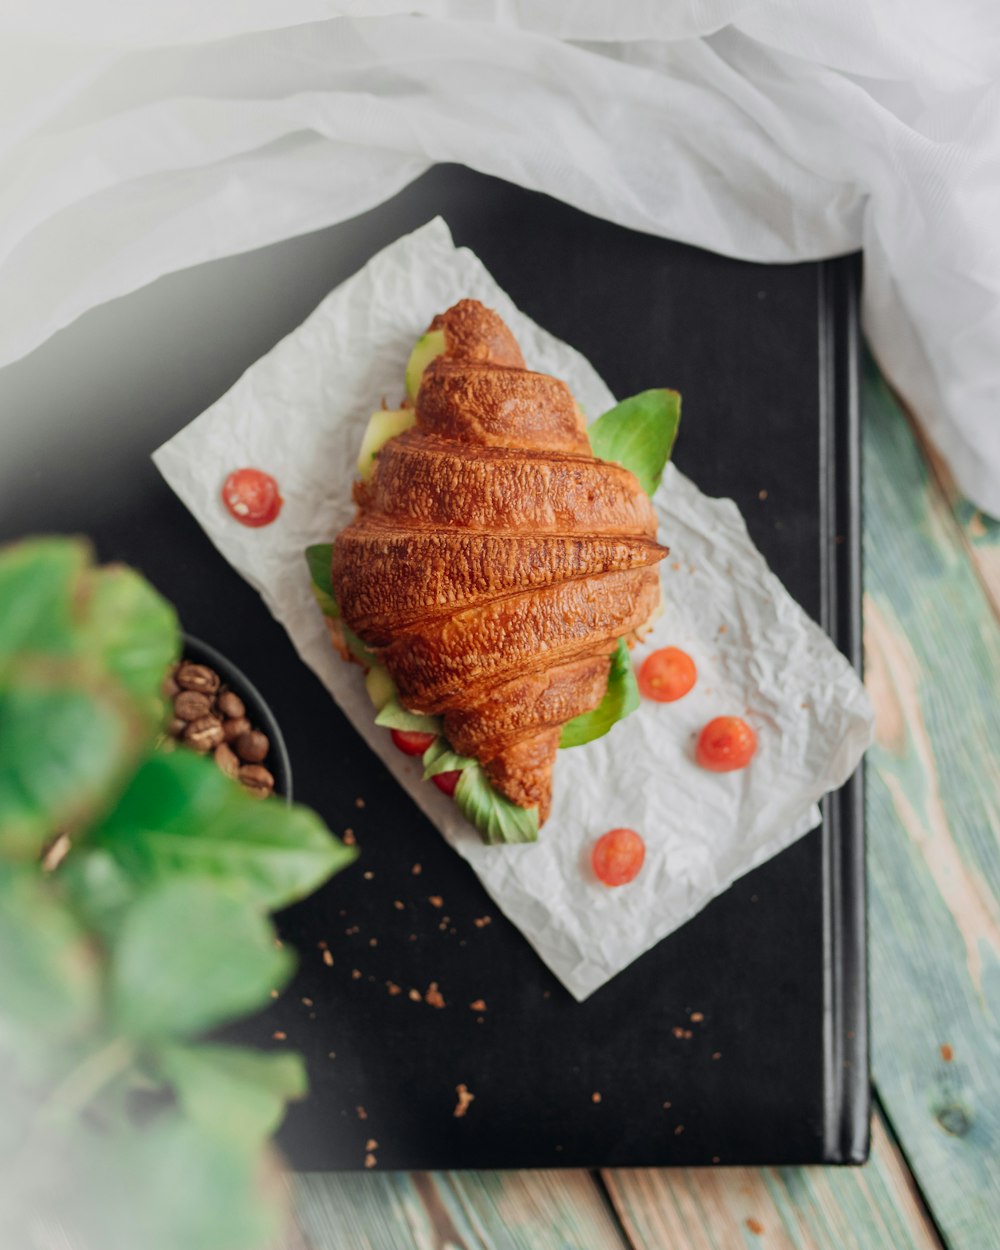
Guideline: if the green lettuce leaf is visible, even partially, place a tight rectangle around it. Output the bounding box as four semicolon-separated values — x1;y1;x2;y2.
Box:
374;696;441;735
422;741;474;779
588;388;681;498
455;764;538;845
304;543;338;618
304;544;377;665
559;639;640;749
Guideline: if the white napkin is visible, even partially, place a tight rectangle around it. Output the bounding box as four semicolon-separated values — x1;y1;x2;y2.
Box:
2;3;1000;514
152;219;873;999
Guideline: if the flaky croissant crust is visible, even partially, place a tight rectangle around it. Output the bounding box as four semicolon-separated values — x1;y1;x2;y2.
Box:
332;299;667;823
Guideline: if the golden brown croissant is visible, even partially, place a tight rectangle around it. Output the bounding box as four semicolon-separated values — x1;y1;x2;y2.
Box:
332;299;667;824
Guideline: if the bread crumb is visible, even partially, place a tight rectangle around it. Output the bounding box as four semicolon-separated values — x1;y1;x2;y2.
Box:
453;1084;475;1118
408;988;422;1002
758;489;768;501
941;1043;954;1062
746;1218;764;1235
272;1031;286;1041
365;1138;378;1152
343;828;356;845
690;1011;704;1023
411;863;422;875
269;989;279;999
351;969;362;980
346;925;360;935
301;997;314;1007
364;1153;376;1169
591;1092;602;1104
428;895;444;908
369;937;378;947
469;999;487;1012
356;1106;367;1121
322;950;334;967
671;561;681;571
662;1101;672;1109
386;981;402;996
354;797;365;809
712;1051;722;1060
317;939;328;949
473;915;491;928
712;1155;721;1164
362;870;375;881
393;899;405;910
425;982;446;1009
674;1124;685;1135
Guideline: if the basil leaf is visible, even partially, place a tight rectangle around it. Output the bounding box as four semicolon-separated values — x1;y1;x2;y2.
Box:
156;1041;306;1145
375;696;441;735
559;639;640;748
588;388;681;497
454;763;538;846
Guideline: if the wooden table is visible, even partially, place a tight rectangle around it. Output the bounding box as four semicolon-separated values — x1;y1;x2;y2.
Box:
278;361;1000;1250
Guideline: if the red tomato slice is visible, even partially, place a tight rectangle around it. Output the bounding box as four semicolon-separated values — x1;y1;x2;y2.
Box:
431;770;462;797
391;729;437;757
222;468;283;527
638;646;697;703
592;828;645;887
696;716;757;772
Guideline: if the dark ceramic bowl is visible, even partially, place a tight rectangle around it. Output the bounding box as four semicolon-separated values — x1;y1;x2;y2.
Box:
181;633;292;802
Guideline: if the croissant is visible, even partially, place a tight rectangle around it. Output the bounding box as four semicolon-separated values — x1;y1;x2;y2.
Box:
332;299;667;824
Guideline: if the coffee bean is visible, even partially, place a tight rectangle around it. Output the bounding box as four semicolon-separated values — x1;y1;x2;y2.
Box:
176;662;220;695
184;715;225;753
217;689;246;719
234;729;270;764
223;716;251;743
239;764;274;799
174;690;213;721
214;742;240;778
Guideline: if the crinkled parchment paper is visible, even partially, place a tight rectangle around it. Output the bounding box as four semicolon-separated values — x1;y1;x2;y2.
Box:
153;218;873;1000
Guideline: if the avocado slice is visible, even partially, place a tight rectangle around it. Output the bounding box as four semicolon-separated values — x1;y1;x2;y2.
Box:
364;665;395;711
357;408;417;482
404;329;446;401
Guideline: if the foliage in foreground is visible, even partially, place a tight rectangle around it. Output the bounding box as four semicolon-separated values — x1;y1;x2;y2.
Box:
0;538;355;1250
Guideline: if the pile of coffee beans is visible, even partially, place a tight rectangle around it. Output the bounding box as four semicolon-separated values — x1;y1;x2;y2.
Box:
163;660;276;799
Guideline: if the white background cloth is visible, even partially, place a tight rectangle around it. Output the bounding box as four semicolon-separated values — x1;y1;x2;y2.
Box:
2;2;999;512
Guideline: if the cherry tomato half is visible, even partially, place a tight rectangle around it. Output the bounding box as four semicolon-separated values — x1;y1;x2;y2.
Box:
696;716;757;772
431;770;462;797
390;729;437;757
638;646;697;703
222;468;283;527
592;827;646;887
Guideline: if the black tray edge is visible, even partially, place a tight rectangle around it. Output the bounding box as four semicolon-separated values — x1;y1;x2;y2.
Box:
818;253;870;1164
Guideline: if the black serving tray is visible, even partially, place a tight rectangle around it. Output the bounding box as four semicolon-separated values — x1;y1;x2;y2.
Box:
0;166;867;1169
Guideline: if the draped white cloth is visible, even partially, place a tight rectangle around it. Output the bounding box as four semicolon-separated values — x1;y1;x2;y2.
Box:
3;2;999;511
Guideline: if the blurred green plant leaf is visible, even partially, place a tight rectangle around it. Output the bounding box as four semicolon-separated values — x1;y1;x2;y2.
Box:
156;1042;307;1145
81;564;179;724
55;1111;282;1250
0;681;131;858
0;537;86;667
90;750;356;911
588;388;681;497
0;863;99;1047
110;879;293;1038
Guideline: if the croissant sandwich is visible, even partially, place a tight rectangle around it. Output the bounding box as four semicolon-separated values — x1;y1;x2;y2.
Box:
308;299;679;843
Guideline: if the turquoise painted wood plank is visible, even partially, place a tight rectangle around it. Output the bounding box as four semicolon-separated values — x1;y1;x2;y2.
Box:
285;1169;630;1250
603;1114;941;1250
862;359;1000;1250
